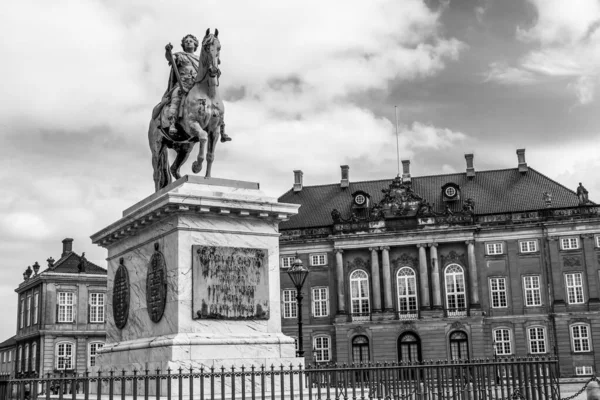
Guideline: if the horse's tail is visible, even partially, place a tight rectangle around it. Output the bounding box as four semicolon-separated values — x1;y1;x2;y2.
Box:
148;118;171;192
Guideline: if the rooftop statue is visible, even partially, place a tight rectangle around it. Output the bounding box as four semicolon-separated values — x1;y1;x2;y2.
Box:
148;29;232;192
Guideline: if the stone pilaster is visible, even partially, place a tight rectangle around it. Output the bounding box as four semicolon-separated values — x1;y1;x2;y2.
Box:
334;249;346;314
429;243;441;309
370;247;382;312
466;240;480;307
417;244;430;308
381;246;393;311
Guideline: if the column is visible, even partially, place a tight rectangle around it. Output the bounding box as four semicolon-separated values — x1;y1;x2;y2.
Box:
429;243;441;308
334;249;346;314
370;247;382;312
381;246;393;311
417;244;430;308
466;240;479;307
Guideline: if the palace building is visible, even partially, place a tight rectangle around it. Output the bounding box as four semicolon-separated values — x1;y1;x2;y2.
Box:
278;149;600;378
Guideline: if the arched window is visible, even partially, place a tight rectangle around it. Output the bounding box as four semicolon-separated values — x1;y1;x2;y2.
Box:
397;267;418;318
398;332;422;363
350;270;370;318
31;342;37;372
352;335;370;364
449;331;469;360
56;342;75;370
24;344;29;372
445;264;466;316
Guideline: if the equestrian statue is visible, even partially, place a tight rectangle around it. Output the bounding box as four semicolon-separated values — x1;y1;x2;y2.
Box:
148;29;231;192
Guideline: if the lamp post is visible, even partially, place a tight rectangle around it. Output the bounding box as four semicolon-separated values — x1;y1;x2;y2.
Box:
287;253;309;357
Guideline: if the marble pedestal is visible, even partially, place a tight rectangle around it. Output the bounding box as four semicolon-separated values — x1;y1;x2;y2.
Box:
91;176;302;372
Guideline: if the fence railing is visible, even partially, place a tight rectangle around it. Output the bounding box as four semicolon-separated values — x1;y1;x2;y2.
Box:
0;357;560;400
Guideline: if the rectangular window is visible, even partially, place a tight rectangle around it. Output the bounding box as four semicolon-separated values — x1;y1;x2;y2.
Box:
19;297;25;329
494;328;512;355
89;293;105;323
280;256;295;269
561;237;580;250
282;289;297;319
312;288;329;317
24;344;29;372
576;366;594;376
313;336;331;362
310;254;327;266
33;292;39;324
524;276;542;306
519;240;538;253
26;294;32;327
490;278;508;308
32;343;37;372
486;243;503;255
565;273;585;304
58;292;74;323
528;327;546;354
8;350;11;362
571;325;591;352
89;342;104;367
596;235;600;248
17;347;21;372
56;343;74;370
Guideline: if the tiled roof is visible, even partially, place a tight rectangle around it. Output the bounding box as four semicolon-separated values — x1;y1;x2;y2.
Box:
0;336;16;349
43;252;106;275
278;168;586;230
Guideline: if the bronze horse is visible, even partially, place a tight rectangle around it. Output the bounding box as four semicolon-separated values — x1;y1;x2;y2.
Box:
148;29;225;192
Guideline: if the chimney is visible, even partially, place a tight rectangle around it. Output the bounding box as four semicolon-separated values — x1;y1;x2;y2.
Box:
465;153;475;178
401;160;411;183
62;238;73;257
516;149;528;173
293;170;303;192
340;165;349;188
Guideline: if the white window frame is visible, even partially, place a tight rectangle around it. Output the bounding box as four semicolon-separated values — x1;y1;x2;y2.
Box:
55;342;75;370
88;342;105;368
282;289;297;319
571;324;591;353
490;277;508;308
8;349;11;362
576;366;594;376
33;292;39;325
519;240;538;253
445;264;467;316
396;267;418;316
280;255;295;269
58;292;75;323
350;269;370;316
313;335;331;362
310;254;327;266
565;273;585;304
560;237;580;250
493;328;512;356
89;293;105;323
523;276;542;307
528;326;547;354
31;342;37;372
312;287;329;318
486;243;504;255
26;294;32;327
595;235;600;248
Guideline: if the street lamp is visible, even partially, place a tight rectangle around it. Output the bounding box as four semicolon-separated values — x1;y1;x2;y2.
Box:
287;253;309;357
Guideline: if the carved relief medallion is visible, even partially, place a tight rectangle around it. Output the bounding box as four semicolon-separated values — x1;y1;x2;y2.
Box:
563;256;582;268
146;243;167;323
113;258;130;329
192;246;269;320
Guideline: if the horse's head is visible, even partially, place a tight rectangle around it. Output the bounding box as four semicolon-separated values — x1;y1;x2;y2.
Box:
199;28;221;82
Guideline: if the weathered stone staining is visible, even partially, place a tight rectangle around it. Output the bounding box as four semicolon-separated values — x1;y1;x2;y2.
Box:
112;258;130;329
146;243;167;323
193;246;269;320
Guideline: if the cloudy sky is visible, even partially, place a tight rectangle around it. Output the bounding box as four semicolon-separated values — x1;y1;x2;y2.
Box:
0;0;599;340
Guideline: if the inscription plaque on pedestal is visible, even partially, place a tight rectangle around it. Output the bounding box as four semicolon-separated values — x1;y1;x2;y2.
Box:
113;258;130;329
146;243;167;323
192;245;269;320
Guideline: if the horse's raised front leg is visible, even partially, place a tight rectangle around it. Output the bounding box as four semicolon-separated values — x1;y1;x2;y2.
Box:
188;122;208;174
170;142;193;180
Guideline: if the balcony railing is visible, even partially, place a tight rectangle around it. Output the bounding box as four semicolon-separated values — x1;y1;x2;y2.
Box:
446;308;467;317
396;310;418;320
350;312;371;322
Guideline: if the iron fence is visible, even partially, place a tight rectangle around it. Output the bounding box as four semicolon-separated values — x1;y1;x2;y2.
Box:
0;357;560;400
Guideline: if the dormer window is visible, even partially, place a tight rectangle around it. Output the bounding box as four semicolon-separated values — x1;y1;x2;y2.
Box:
352;191;370;208
354;194;367;206
441;183;460;202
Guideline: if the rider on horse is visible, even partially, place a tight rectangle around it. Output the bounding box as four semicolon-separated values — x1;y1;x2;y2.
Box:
164;34;232;142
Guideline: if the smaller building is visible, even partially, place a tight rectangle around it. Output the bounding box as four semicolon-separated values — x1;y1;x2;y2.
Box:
0;336;16;377
12;238;107;377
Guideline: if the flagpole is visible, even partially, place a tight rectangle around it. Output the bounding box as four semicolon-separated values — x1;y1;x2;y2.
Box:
395;106;400;177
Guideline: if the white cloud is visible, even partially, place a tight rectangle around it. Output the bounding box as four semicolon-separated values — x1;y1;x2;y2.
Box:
485;0;600;105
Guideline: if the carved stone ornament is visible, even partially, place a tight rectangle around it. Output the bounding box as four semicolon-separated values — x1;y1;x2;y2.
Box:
113;258;130;329
399;320;417;332
440;251;465;267
348;257;369;271
563;256;582;268
450;321;466;331
146;243;168;323
392;253;418;268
